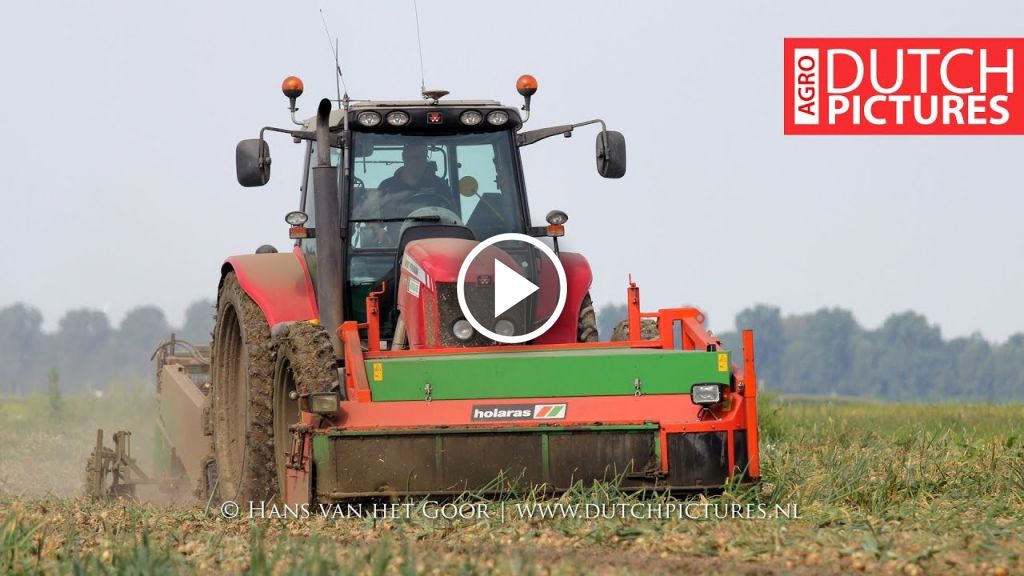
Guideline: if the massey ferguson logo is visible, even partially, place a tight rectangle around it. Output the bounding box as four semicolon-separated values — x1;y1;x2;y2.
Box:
785;38;1023;134
471;403;567;421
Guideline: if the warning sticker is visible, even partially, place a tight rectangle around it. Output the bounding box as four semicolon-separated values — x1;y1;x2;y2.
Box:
372;363;383;382
407;279;421;298
717;353;729;372
401;255;427;283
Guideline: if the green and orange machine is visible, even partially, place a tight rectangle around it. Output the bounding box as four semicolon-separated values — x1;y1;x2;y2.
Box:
90;75;760;504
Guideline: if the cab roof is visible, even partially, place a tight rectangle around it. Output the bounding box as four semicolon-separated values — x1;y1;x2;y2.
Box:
351;99;503;108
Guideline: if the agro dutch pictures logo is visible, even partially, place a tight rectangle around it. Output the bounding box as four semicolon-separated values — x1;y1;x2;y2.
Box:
471;403;567;421
784;38;1022;134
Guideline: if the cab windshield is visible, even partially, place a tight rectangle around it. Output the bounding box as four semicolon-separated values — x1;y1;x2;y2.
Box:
335;130;526;338
348;131;525;249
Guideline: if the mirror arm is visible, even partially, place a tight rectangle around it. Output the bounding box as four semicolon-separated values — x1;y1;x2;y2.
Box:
251;126;310;170
517;118;608;147
258;125;315;142
258;125;317;142
252;125;335;171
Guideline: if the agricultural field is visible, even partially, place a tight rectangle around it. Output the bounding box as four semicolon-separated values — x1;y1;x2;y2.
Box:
0;390;1021;575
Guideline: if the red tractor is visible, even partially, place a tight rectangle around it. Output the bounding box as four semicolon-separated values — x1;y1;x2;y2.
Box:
90;75;761;505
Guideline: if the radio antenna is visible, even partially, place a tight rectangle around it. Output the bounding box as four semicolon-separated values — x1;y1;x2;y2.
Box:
412;0;426;94
319;8;348;105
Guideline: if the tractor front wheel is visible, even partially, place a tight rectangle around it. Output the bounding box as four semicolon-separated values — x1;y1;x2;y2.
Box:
209;272;275;503
577;292;599;342
271;321;338;494
610;318;660;341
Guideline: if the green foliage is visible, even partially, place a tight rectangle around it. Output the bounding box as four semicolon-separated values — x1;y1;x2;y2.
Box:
1;402;1022;574
180;301;216;343
754;391;787;445
1;296;1020;403
0;304;45;396
0;384;156;497
0;300;213;396
724;307;1024;402
47;368;62;418
0;508;41;575
597;300;1022;401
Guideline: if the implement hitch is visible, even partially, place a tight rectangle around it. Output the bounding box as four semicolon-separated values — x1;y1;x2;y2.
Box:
85;429;186;500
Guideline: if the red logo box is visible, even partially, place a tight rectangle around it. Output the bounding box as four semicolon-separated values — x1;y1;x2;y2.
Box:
784;38;1023;134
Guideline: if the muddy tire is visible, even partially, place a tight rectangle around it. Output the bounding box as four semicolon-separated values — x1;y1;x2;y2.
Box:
577;292;599;343
610;318;660;341
210;272;275;503
272;321;338;493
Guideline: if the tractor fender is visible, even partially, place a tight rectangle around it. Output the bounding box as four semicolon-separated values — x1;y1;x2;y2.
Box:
533;251;593;345
220;247;318;329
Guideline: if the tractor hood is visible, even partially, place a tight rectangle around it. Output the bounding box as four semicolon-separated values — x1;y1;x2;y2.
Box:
397;237;526;349
402;237;522;285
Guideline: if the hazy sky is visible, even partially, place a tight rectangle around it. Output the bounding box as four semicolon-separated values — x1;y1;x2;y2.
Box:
1;1;1022;341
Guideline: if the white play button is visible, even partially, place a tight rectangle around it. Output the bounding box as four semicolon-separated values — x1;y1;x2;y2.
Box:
493;259;540;316
456;233;568;344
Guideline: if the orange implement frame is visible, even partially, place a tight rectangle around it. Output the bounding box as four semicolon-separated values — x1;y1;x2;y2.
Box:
741;328;760;478
330;277;761;483
339;278;753;390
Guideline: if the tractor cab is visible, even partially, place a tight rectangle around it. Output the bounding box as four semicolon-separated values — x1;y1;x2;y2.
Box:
295;99;531;337
235;75;626;350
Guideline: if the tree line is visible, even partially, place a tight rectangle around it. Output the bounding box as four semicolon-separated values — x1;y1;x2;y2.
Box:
0;301;214;395
2;300;1021;401
597;303;1023;402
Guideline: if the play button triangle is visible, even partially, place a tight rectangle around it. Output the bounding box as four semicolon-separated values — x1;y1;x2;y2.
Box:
493;259;540;317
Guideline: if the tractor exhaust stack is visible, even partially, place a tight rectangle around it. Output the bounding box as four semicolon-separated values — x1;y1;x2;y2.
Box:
312;98;347;367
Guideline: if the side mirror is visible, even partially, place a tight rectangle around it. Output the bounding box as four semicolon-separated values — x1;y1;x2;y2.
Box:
596;131;626;179
236;139;271;187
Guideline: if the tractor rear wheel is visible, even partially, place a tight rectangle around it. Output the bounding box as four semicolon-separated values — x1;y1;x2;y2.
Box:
210;272;275;503
577;292;599;342
272;321;338;493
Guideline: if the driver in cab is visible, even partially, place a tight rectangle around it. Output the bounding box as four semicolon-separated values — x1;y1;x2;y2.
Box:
354;143;457;248
378;143;451;207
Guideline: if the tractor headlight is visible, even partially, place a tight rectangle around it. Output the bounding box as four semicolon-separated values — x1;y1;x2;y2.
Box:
285;210;308;226
357;111;382;127
494;319;515;337
460;110;483;126
691;384;721;405
452;319;474;341
545;210;568;226
309;392;340;414
385;111;410;127
486;110;509;126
